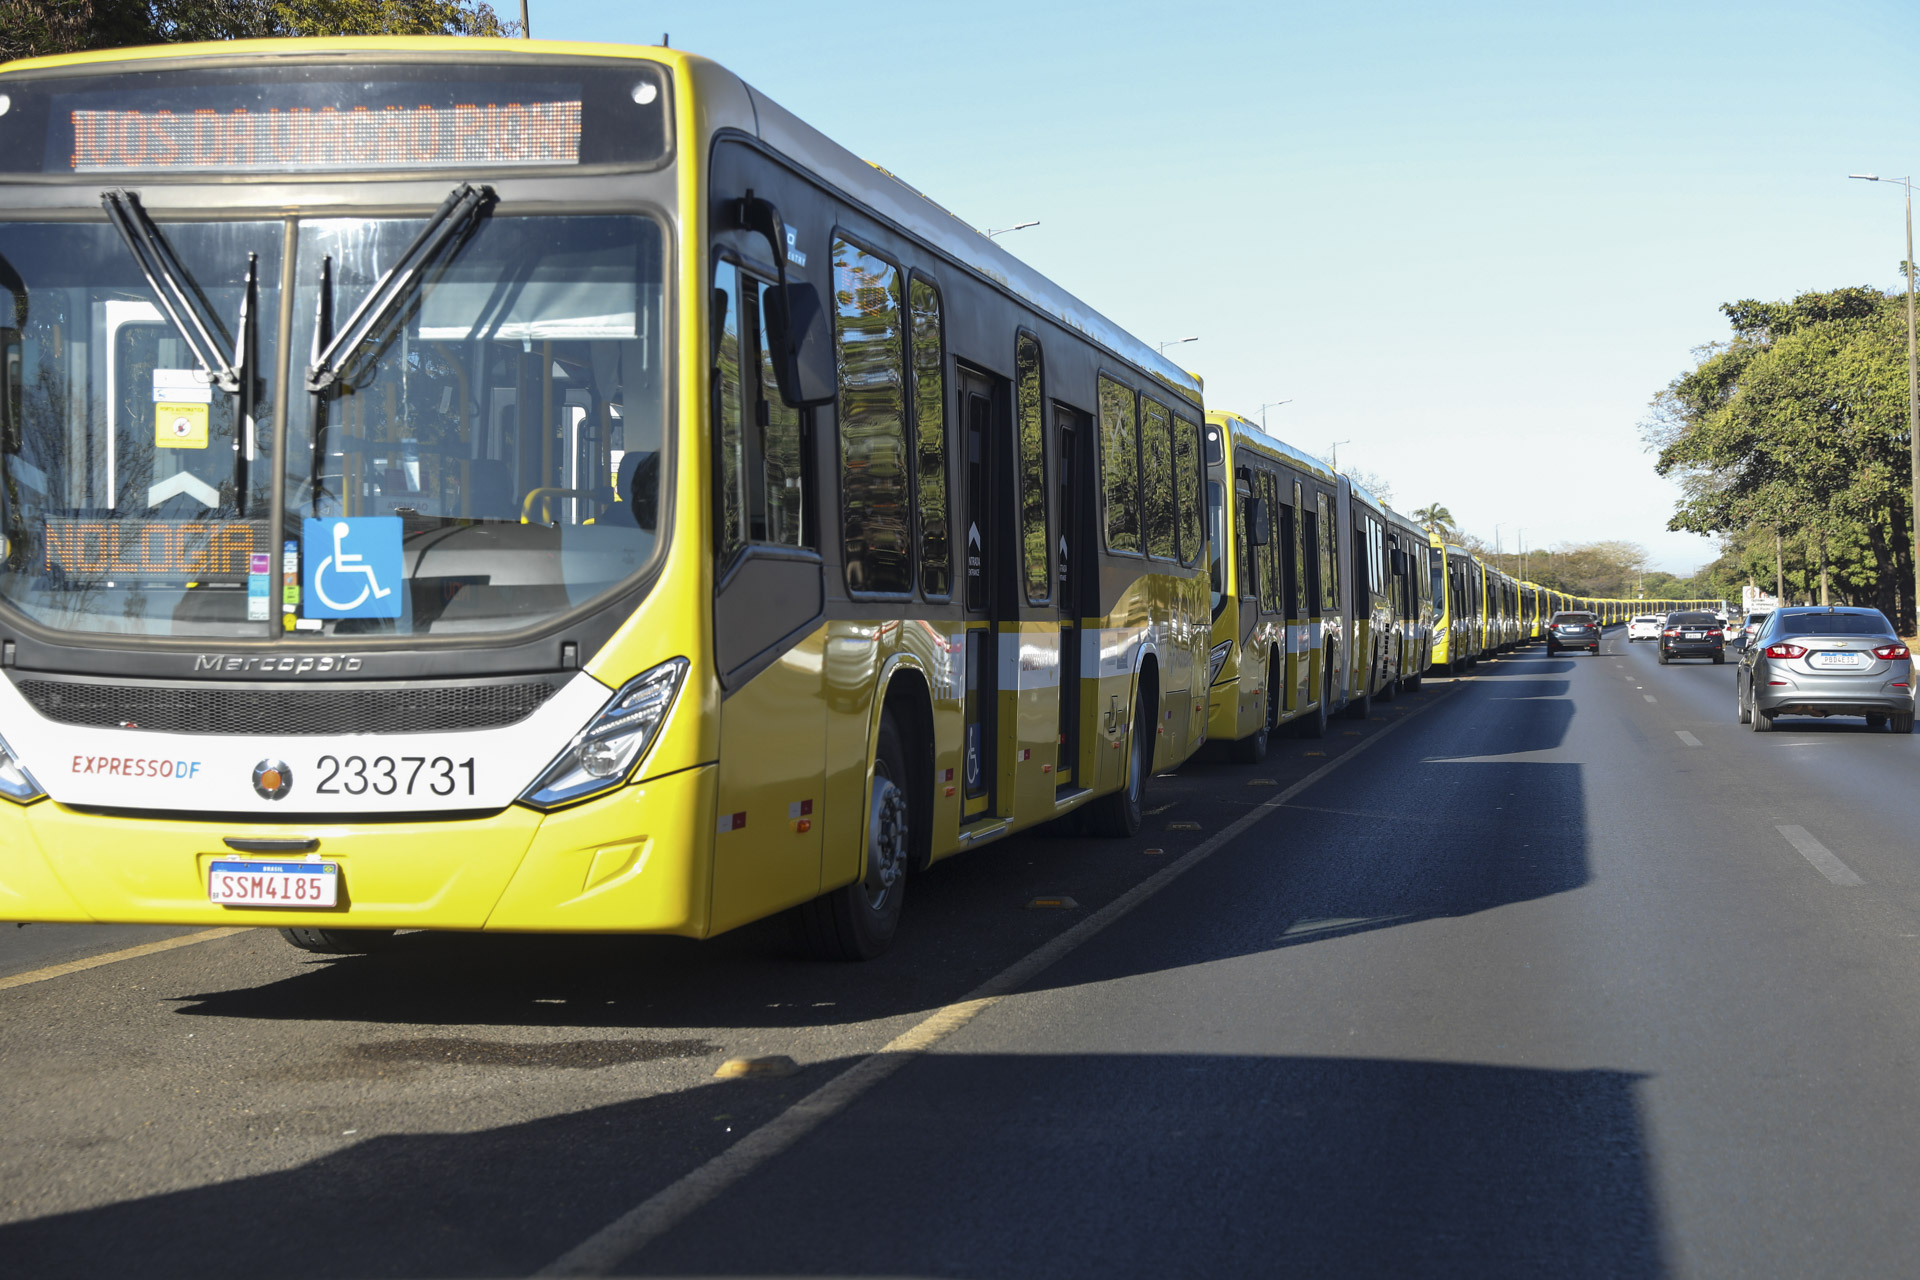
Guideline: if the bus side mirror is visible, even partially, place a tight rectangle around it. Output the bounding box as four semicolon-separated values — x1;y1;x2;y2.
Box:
734;191;835;409
761;282;835;408
1249;498;1271;546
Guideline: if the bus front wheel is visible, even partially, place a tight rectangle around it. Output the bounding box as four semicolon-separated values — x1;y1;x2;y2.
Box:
794;714;910;961
1085;687;1152;837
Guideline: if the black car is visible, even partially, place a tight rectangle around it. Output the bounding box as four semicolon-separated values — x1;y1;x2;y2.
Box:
1659;610;1725;665
1545;611;1600;655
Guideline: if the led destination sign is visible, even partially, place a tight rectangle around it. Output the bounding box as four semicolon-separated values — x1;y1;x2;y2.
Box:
43;518;260;582
69;99;583;173
0;63;668;176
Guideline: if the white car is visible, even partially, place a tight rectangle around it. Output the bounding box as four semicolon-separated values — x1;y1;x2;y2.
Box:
1627;615;1663;642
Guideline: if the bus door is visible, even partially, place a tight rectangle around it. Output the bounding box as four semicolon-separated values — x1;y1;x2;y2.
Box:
959;367;1000;821
1054;403;1086;793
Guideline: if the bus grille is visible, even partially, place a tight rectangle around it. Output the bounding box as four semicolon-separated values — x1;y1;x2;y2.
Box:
16;678;560;735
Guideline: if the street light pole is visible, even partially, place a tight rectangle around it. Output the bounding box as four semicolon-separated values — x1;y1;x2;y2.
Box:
1157;336;1198;355
986;220;1039;239
1328;439;1350;471
1255;400;1292;430
520;0;530;37
1851;173;1919;627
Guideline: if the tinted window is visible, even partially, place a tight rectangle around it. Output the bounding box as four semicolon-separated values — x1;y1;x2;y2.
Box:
908;275;948;597
832;238;909;594
1775;611;1894;636
1015;332;1048;603
1174;416;1203;564
714;261;807;566
1141;397;1176;560
1098;376;1139;553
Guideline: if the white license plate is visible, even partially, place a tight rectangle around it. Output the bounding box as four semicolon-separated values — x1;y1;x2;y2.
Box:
1811;652;1866;669
209;860;339;908
1684;632;1704;639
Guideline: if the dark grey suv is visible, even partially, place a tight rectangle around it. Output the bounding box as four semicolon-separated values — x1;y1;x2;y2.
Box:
1659;610;1725;665
1738;607;1915;733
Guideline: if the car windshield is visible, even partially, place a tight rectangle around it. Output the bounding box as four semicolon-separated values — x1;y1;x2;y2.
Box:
1775;611;1893;636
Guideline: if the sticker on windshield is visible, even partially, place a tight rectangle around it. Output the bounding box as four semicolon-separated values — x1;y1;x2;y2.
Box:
155;402;208;449
301;518;402;619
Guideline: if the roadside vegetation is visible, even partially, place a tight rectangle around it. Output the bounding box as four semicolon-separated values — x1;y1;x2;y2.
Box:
1645;278;1916;628
0;0;516;61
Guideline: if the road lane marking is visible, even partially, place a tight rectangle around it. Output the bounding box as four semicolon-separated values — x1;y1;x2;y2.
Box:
1644;694;1657;702
1676;730;1702;746
1776;825;1864;886
534;683;1464;1278
0;927;245;992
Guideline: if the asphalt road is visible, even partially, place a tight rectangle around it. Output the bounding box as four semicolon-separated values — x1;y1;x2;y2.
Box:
9;631;1920;1277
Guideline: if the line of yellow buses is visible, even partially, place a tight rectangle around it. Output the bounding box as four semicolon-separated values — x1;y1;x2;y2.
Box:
0;38;1722;958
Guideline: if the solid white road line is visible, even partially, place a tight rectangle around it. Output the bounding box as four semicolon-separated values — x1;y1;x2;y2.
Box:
0;927;244;991
533;685;1464;1278
1776;825;1865;887
1675;730;1703;747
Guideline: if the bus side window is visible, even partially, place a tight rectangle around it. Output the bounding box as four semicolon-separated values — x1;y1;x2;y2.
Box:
1141;396;1176;560
833;237;911;594
1014;331;1049;603
751;281;806;548
1317;493;1337;611
1235;471;1254;602
1173;415;1202;565
908;274;948;598
1304;505;1322;614
714;260;747;564
1262;472;1283;615
1098;376;1139;553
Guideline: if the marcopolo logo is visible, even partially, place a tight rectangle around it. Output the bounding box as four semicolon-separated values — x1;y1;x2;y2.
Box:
194;654;363;675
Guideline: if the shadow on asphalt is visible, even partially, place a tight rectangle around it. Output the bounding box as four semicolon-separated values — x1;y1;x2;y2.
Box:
0;1053;1665;1280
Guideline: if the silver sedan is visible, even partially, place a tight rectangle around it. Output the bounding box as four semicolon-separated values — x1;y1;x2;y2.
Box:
1738;607;1915;733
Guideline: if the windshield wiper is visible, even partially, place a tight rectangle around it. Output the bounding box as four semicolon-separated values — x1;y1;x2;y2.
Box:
101;191;244;394
100;190;257;513
305;182;494;394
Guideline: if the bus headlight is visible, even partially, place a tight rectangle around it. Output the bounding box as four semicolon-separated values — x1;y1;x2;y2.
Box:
520;657;688;810
0;730;44;804
1208;641;1233;686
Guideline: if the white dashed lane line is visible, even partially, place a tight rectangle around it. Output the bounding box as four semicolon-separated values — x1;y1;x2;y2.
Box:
1777;825;1865;887
1676;730;1702;746
1644;694;1657;703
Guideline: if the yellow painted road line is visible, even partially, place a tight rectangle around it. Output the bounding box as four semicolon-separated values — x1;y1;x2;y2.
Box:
536;681;1464;1279
0;927;246;992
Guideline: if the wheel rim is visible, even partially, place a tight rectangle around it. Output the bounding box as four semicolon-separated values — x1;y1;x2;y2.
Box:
863;768;908;912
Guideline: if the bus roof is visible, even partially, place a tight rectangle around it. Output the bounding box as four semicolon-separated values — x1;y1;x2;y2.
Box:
1210;413;1336;482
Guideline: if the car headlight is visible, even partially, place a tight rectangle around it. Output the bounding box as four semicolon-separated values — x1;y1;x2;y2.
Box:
0;729;44;804
1208;640;1233;686
520;657;688;810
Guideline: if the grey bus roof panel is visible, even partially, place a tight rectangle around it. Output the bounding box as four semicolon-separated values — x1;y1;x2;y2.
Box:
1215;414;1336;483
698;58;1205;408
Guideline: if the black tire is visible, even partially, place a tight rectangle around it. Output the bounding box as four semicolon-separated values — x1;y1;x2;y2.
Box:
1085;681;1152;836
1893;712;1915;735
1344;678;1372;720
1546;643;1557;656
1657;648;1670;666
1295;669;1330;739
1231;653;1276;763
279;928;399;955
1712;653;1725;665
793;714;911;960
1752;704;1773;733
1405;672;1424;692
1737;677;1751;724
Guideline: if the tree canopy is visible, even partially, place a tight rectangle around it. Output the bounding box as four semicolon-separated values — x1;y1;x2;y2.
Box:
1645;282;1913;625
1;0;516;62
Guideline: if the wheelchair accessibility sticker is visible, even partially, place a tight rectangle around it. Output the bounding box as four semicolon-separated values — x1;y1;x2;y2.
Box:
301;518;402;619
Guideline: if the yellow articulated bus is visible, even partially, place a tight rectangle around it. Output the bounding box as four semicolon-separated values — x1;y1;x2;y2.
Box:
1384;509;1435;694
0;37;1208;958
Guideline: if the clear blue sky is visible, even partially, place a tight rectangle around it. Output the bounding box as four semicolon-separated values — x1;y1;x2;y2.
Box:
542;0;1918;576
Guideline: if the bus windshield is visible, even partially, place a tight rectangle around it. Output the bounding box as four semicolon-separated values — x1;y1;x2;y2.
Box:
0;211;666;640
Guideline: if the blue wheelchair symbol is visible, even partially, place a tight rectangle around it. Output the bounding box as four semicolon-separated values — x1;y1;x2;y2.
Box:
302;517;402;619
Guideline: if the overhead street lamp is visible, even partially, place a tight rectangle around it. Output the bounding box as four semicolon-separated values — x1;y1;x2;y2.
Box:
986;220;1039;238
1328;439;1350;471
1157;336;1198;355
1850;172;1919;626
1256;400;1292;430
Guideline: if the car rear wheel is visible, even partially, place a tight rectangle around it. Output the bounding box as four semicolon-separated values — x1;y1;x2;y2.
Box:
1867;713;1888;729
1737;679;1751;724
1751;704;1774;732
1712;653;1725;665
1893;712;1915;735
1657;648;1670;665
280;928;399;955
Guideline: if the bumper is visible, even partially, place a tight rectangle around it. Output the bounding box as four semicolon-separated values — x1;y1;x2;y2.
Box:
1663;643;1723;658
1755;679;1915;719
0;763;716;935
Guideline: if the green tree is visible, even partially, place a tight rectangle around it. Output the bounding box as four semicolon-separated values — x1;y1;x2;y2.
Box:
1646;285;1913;627
2;0;515;61
1410;503;1455;534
